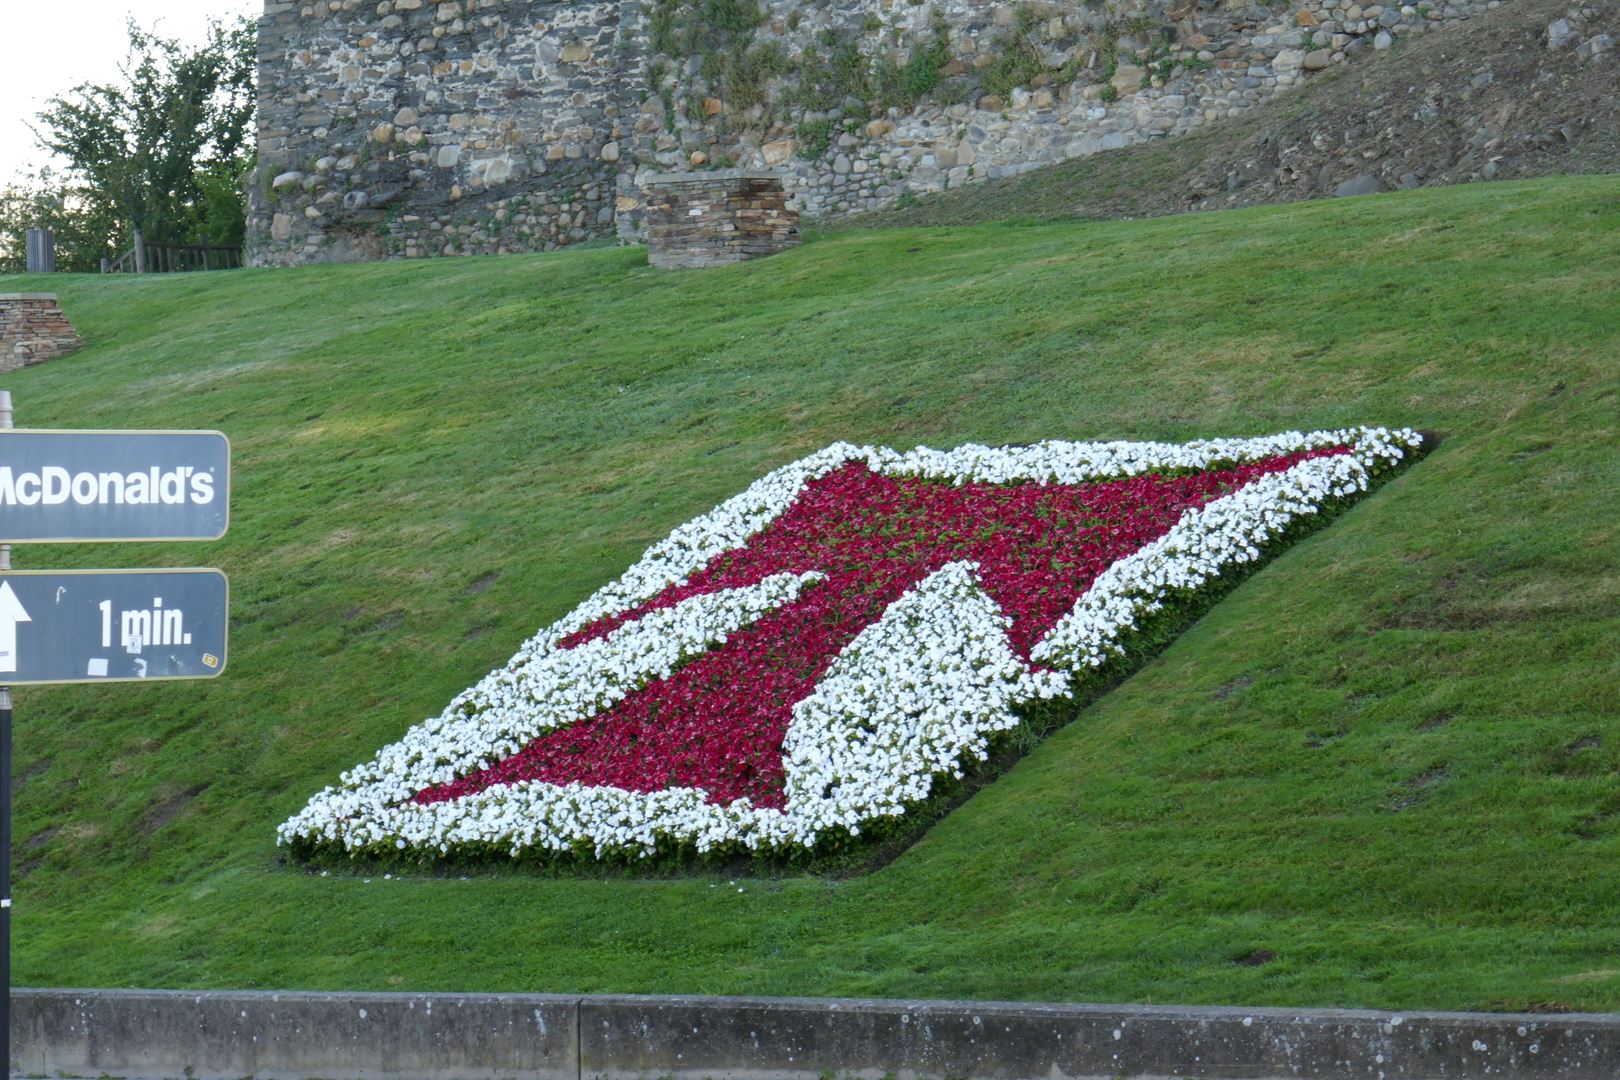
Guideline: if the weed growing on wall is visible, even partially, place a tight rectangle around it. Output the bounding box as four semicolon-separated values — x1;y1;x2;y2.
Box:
985;7;1049;98
641;0;1180;172
796;118;837;160
875;19;953;110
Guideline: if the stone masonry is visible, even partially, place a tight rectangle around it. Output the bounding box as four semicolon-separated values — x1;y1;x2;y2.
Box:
249;0;1507;266
641;172;800;269
624;0;1506;224
0;295;84;372
249;0;634;265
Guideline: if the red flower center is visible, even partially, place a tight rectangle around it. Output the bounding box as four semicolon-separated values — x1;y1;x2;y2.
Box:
415;450;1340;810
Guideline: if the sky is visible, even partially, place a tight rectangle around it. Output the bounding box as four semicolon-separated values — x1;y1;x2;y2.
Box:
1;1;258;181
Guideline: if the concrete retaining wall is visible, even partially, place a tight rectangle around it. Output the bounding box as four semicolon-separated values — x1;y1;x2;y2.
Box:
13;988;1620;1080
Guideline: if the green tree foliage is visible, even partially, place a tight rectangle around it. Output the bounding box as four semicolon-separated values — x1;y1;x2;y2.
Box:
2;16;255;271
0;169;125;273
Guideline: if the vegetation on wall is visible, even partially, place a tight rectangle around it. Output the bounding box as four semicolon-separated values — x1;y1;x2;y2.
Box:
789;28;874;114
646;0;958;149
642;0;1188;167
983;7;1051;98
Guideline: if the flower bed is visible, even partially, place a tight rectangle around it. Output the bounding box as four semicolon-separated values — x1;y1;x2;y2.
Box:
279;427;1423;863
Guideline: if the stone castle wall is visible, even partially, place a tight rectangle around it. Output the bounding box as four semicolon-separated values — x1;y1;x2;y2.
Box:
249;0;1502;265
250;0;636;264
662;0;1502;222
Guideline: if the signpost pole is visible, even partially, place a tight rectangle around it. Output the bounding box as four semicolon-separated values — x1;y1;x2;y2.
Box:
1;387;14;1080
1;685;9;1080
0;396;228;1074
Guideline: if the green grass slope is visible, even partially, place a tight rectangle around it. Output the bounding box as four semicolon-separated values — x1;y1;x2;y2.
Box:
1;176;1616;1011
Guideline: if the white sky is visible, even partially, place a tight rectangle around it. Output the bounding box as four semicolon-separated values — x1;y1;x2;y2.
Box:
1;1;258;182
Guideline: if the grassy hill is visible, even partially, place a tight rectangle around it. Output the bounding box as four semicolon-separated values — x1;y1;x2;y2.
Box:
1;176;1616;1011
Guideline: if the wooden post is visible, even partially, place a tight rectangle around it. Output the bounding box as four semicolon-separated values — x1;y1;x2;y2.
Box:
132;228;147;274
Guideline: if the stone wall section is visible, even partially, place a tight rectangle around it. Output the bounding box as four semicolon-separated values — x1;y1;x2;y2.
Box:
250;0;1507;265
250;0;638;265
0;295;84;372
624;0;1504;224
642;172;801;268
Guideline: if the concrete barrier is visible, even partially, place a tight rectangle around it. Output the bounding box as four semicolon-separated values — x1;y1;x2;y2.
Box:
12;988;1620;1080
11;990;578;1080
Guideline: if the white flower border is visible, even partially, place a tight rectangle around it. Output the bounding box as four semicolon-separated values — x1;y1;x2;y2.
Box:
279;427;1422;860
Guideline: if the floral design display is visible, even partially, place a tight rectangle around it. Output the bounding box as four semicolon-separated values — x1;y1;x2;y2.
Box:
280;427;1422;862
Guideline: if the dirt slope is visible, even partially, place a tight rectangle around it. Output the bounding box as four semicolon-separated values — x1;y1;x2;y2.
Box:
861;0;1618;227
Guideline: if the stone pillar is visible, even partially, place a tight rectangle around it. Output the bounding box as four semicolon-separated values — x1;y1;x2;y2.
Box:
25;229;55;274
0;294;85;372
640;171;801;269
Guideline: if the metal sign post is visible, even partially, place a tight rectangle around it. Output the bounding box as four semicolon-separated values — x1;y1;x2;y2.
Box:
0;391;230;1076
1;388;13;1080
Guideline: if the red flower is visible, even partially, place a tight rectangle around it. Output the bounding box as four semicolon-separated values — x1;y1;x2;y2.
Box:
416;449;1341;810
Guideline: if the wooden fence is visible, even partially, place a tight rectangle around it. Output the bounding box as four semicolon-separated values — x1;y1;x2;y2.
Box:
102;230;243;274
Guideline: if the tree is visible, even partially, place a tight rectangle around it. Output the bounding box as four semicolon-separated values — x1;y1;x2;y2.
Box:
0;168;125;273
23;16;255;264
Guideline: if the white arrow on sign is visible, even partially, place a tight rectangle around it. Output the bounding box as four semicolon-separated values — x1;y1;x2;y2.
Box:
0;581;32;674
